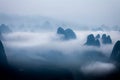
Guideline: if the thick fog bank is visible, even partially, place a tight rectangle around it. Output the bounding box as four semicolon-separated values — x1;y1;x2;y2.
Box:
2;31;120;75
3;31;120;53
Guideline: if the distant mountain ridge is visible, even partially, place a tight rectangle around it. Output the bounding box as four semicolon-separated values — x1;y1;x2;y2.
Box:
0;14;120;32
0;14;81;32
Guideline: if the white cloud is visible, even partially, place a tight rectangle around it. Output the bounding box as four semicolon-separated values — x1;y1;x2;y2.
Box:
1;31;119;70
80;61;116;75
3;31;120;55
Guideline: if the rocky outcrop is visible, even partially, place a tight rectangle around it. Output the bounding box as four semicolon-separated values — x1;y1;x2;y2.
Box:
57;27;65;35
0;40;8;67
95;39;100;47
57;27;76;40
107;35;112;44
0;40;10;80
85;34;100;47
110;41;120;62
102;34;112;44
96;34;100;39
64;28;76;40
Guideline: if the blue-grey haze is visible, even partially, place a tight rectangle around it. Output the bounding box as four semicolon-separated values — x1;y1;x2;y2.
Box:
0;0;120;26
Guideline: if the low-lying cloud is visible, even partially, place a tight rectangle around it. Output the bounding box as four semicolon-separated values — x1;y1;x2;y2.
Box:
80;61;116;75
1;31;120;75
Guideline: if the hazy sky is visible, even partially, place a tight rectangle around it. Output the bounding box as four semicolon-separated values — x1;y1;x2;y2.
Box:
0;0;120;26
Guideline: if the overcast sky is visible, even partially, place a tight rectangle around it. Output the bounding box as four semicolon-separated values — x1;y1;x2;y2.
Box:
0;0;120;26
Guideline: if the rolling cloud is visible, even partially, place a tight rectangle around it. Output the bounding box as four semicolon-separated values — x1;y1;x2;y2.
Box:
1;31;119;74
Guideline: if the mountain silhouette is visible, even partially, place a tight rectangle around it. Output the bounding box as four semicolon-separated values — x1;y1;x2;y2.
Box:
57;27;65;35
0;40;12;80
85;34;100;47
0;40;8;67
96;34;100;39
64;28;76;39
110;41;120;62
57;27;76;40
102;34;112;44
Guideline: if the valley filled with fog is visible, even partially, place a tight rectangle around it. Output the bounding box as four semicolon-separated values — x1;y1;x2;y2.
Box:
0;20;120;79
1;31;119;76
0;0;120;80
